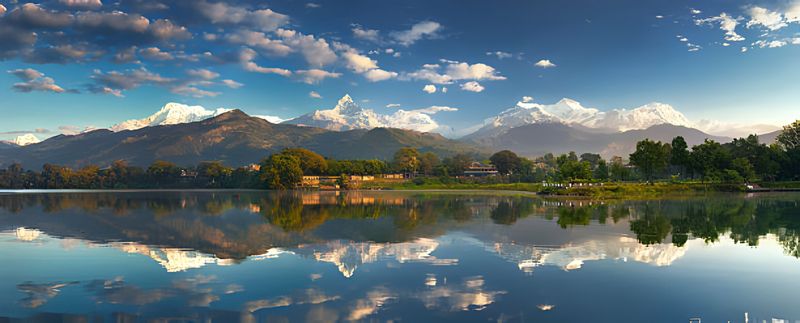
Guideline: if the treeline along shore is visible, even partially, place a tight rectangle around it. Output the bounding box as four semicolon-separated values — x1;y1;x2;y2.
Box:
2;121;799;196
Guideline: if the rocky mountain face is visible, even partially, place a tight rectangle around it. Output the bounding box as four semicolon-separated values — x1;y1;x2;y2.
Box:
0;110;482;168
465;123;730;158
465;98;693;140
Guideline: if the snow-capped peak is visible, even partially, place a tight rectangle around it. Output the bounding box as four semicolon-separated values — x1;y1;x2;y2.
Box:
588;102;691;131
110;102;232;131
13;134;40;146
470;98;695;138
284;94;457;133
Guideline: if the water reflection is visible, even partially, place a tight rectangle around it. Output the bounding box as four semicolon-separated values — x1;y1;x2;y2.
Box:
1;191;800;322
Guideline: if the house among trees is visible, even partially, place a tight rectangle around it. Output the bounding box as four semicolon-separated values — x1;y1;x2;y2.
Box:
464;162;499;177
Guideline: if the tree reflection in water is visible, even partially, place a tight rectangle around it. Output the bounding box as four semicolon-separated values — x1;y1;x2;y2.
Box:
1;191;800;258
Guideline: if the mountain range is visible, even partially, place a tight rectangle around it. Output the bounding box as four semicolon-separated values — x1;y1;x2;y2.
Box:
0;110;483;168
0;95;785;168
466;98;694;140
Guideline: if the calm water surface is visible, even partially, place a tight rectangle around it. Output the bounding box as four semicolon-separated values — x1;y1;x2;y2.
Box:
1;190;800;322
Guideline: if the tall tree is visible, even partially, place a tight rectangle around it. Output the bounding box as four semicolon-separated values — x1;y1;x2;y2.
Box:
629;139;670;181
689;140;731;181
260;153;303;189
419;152;440;176
281;148;328;175
777;120;800;150
670;136;690;177
579;153;602;168
490;150;522;175
393;147;420;173
442;154;473;176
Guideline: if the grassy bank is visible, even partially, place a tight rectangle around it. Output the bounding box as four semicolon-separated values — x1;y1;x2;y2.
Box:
361;178;756;199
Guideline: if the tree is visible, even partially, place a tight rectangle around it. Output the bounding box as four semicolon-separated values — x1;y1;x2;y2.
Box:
777;120;800;150
730;158;756;182
419;152;440;176
393;147;420;174
690;140;731;181
609;156;630;181
594;159;609;181
579;153;602;169
557;156;592;181
147;160;180;186
260;153;303;189
197;161;233;187
490;150;522;175
281;148;328;175
629;139;670;181
442;154;472;176
670;136;690;177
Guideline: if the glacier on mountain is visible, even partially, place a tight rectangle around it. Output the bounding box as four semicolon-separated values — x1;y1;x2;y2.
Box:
12;134;41;146
111;103;233;131
470;98;694;138
284;94;457;133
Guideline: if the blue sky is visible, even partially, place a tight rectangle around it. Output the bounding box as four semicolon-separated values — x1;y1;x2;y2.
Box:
1;0;799;141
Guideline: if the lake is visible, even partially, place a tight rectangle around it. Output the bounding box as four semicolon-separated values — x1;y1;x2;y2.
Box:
1;190;799;322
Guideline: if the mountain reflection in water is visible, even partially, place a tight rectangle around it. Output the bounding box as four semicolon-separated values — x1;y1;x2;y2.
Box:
1;191;800;322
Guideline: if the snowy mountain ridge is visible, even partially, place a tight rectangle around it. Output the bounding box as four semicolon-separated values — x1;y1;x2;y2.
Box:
469;98;694;139
284;94;457;133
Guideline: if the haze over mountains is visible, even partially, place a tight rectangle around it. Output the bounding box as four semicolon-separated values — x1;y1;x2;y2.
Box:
0;94;786;167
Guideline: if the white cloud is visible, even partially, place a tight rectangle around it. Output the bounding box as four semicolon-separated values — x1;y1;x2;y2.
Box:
391;21;441;46
309;91;322;99
746;7;787;31
385;103;401;108
741;46;749;52
275;29;338;67
410;106;458;114
787;1;800;22
224;29;292;56
441;87;448;93
363;69;398;82
423;84;437;93
294;69;341;84
444;62;505;80
460;81;484;92
222;79;243;89
696;13;745;42
139;47;173;61
486;51;513;59
186;68;219;80
655;15;664;19
352;26;381;43
534;59;556;68
60;0;102;8
753;39;787;48
239;48;292;76
306;3;321;8
342;51;378;73
407;60;505;84
337;44;397;82
8;68;67;93
197;1;289;32
171;86;220;98
687;43;702;51
522;96;534;103
690;9;702;15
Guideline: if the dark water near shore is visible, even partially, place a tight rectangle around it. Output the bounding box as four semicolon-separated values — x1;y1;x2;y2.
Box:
1;190;800;322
